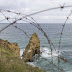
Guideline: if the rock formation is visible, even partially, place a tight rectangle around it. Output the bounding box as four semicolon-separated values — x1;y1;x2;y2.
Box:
22;32;40;62
0;38;45;72
0;39;20;57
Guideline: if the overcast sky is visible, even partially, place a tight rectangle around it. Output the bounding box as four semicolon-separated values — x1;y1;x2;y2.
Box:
0;0;72;23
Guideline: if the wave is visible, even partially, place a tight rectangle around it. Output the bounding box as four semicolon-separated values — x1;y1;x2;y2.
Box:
20;47;61;58
20;49;25;59
40;47;61;58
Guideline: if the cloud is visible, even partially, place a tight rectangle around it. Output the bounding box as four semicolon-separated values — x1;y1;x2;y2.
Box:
0;0;72;23
20;8;31;14
39;16;67;20
0;0;18;9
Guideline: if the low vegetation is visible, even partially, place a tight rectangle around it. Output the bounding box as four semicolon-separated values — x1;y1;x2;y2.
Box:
0;39;45;72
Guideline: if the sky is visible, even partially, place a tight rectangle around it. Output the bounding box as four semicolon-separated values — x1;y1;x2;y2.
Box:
0;0;72;23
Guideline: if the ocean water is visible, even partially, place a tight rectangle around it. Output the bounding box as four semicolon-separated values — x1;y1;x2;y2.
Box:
0;23;72;72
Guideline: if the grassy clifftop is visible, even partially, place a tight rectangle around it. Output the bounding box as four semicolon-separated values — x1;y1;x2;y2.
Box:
0;39;45;72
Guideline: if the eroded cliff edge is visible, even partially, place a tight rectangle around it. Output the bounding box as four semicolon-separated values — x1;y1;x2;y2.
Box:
0;33;45;72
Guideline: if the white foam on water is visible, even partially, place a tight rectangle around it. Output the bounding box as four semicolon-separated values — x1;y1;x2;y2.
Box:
27;62;36;67
20;47;61;59
20;49;23;56
20;49;25;59
40;47;61;58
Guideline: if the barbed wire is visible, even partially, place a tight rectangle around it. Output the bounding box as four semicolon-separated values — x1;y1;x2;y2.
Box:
0;9;56;52
0;11;30;39
58;10;72;49
0;4;72;72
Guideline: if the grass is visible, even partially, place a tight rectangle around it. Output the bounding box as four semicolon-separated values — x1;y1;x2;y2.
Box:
0;46;45;72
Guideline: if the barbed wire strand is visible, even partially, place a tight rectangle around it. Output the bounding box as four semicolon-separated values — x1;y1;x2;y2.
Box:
0;11;30;39
58;10;72;49
1;5;72;17
41;57;64;71
0;11;56;72
0;5;72;33
0;5;72;72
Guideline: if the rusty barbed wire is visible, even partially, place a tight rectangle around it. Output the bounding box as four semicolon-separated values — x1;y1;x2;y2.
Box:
0;4;72;72
1;10;56;52
58;10;72;49
0;5;72;32
0;5;72;16
57;10;72;72
40;57;64;71
0;11;30;39
0;5;72;51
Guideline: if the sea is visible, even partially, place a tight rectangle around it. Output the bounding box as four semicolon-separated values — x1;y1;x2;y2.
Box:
0;23;72;72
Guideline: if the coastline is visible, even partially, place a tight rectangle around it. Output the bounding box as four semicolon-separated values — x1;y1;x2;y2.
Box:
0;38;45;72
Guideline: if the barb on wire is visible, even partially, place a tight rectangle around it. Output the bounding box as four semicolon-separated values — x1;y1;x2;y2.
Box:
30;17;56;51
0;5;72;34
58;10;72;49
41;57;64;71
0;5;72;17
13;25;30;39
0;4;72;72
22;16;56;52
0;5;72;52
0;11;30;39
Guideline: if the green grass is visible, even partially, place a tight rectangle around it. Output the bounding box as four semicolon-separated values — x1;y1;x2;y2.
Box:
0;47;45;72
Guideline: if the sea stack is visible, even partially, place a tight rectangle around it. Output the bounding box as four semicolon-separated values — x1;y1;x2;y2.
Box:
22;32;40;62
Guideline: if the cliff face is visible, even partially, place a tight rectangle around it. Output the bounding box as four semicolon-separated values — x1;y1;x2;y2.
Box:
22;32;40;62
8;42;20;57
0;38;45;72
0;39;20;57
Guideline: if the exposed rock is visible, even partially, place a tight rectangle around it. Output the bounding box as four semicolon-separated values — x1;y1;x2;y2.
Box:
22;32;40;62
0;39;20;57
0;39;45;72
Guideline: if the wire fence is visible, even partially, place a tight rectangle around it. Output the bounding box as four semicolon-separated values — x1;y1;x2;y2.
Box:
0;4;72;72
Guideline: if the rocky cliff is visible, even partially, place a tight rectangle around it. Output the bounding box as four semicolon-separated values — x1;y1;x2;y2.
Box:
0;39;20;57
22;32;40;62
0;38;45;72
